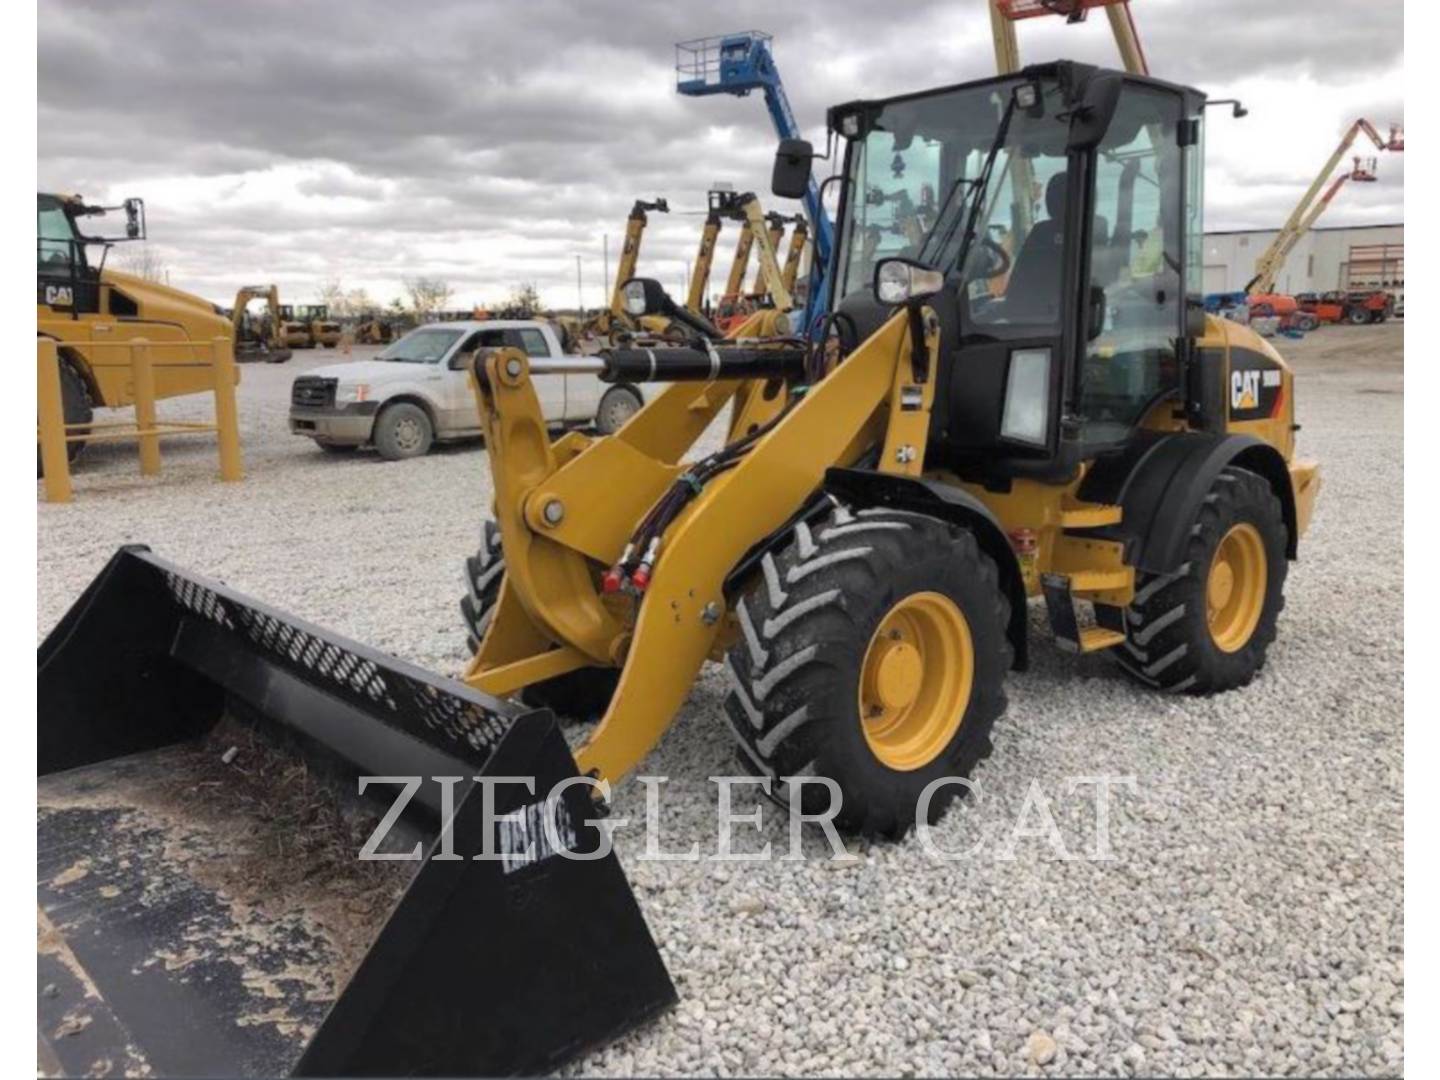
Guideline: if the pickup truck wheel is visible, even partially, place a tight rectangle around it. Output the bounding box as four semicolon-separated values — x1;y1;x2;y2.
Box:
460;520;619;723
596;386;642;435
373;402;433;460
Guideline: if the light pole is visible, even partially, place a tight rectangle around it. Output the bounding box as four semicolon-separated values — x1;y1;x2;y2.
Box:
575;255;584;318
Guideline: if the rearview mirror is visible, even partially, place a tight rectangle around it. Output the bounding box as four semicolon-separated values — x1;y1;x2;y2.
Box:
123;197;145;240
874;257;944;306
772;139;814;200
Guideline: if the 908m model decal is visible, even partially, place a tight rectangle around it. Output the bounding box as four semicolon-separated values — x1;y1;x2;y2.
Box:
1228;347;1284;422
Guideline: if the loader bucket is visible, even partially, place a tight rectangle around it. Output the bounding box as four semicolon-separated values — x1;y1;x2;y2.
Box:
37;546;675;1078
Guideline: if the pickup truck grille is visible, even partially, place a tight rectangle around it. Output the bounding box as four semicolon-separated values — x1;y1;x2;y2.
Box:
291;376;337;408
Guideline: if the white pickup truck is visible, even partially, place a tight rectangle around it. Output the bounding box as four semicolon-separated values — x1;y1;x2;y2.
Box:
289;319;648;459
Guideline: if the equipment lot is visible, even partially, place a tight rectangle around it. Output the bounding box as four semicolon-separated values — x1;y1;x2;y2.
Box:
38;324;1403;1075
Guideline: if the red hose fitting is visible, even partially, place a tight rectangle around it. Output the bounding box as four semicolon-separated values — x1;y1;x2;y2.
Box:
630;564;652;592
601;567;624;594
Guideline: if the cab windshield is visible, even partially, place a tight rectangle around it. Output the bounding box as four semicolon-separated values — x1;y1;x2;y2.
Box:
835;75;1071;330
378;328;463;363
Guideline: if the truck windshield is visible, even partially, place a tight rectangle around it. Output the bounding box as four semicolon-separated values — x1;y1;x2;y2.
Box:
835;75;1071;322
378;328;463;363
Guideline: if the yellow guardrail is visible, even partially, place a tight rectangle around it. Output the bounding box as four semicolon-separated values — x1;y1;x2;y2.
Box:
37;337;243;503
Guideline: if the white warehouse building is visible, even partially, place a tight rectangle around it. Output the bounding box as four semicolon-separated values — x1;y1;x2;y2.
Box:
1200;222;1403;296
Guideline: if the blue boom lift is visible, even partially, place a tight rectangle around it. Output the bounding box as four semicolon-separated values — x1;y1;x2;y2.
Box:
676;31;834;336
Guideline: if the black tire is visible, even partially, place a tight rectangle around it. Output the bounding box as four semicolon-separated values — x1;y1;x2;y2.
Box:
1346;306;1369;326
595;386;642;435
724;503;1011;839
460;521;619;723
373;401;433;460
37;358;93;476
1116;466;1287;694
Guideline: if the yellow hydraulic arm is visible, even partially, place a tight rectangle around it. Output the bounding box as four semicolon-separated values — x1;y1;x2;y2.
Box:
780;214;809;294
749;211;787;297
1247;121;1402;294
685;189;748;314
608;198;670;317
721;216;755;305
740;197;792;312
463;307;937;786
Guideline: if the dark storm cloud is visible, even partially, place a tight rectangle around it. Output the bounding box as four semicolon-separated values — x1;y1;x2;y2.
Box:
38;0;1404;304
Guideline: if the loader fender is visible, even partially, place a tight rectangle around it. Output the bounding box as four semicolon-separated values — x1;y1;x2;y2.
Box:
1080;431;1298;574
821;467;1029;671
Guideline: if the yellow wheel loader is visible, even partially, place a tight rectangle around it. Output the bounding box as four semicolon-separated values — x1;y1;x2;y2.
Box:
39;60;1321;1074
456;61;1320;837
230;283;292;363
37;193;238;467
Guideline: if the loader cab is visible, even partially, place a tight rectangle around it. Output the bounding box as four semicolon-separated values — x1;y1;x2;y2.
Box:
821;63;1206;480
38;193;147;317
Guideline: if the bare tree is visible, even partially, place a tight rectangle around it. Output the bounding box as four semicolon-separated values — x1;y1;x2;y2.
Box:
498;281;542;318
404;276;453;320
115;243;168;283
345;287;376;317
316;278;347;314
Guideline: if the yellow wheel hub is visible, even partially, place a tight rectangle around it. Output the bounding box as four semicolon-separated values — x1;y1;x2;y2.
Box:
1207;523;1266;653
858;592;974;772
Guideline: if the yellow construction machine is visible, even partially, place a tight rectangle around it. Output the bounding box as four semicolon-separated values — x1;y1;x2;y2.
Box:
37;192;238;466
280;303;343;348
39;60;1322;1074
230;283;292;363
456;61;1320;836
585;197;670;340
711;193;793;335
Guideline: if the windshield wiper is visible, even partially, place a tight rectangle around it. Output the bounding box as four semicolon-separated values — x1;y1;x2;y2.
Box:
918;91;1022;275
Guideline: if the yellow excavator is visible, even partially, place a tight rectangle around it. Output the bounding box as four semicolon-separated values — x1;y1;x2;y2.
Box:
229;284;292;363
37;192;237;466
40;60;1322;1075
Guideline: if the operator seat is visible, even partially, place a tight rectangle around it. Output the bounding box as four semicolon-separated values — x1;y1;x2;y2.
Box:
1003;173;1067;322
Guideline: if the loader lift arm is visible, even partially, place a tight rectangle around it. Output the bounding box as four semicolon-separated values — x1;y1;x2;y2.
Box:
464;303;929;785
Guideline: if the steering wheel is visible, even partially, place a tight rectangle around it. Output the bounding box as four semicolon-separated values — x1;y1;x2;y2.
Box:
978;235;1011;277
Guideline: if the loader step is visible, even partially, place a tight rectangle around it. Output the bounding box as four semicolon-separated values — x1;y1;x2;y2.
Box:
1059;501;1123;529
1066;567;1132;594
1077;626;1127;653
1040;573;1129;655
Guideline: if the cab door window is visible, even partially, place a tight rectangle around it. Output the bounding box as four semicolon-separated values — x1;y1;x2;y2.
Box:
1078;85;1185;446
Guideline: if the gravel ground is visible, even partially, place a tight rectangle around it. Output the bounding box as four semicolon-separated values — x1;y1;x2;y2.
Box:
38;324;1403;1076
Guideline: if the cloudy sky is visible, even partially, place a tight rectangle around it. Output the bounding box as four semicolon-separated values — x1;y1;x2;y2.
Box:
38;0;1404;310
